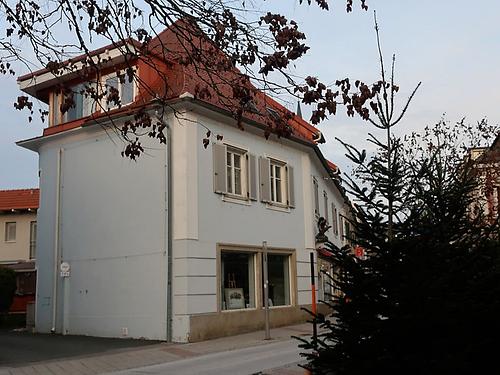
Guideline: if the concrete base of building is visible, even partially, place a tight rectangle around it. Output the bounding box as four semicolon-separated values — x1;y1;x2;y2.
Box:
188;303;332;342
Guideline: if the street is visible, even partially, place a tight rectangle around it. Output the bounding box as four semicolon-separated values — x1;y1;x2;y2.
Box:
105;339;304;375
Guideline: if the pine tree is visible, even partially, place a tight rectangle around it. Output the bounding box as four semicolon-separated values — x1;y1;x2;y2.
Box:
298;115;500;374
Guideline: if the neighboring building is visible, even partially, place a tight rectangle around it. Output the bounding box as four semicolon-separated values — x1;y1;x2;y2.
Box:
16;22;351;342
470;134;500;223
0;188;39;313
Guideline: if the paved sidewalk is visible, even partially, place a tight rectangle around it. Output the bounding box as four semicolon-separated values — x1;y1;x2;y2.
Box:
0;323;313;375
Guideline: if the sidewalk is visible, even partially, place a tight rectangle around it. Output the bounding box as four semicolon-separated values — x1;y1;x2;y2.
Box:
0;323;313;375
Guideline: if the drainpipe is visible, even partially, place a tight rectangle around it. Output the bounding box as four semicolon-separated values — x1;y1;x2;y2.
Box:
158;113;173;342
51;148;63;333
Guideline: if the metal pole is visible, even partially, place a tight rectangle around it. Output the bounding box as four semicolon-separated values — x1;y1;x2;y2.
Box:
310;252;317;349
263;241;271;340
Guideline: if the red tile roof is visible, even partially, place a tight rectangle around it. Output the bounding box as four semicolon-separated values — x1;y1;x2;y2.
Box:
0;189;39;211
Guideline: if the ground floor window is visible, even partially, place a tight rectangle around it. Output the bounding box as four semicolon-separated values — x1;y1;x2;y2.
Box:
219;246;294;311
266;254;290;307
221;252;255;310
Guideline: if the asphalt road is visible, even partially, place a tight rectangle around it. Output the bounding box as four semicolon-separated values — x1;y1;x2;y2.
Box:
105;339;304;375
0;329;157;367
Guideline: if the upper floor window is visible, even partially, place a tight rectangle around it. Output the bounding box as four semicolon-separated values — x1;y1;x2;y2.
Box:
104;72;135;110
51;82;97;126
30;221;37;259
270;160;286;204
213;143;257;201
226;147;247;197
323;191;329;222
49;69;136;127
5;222;16;242
331;204;338;236
313;178;319;216
259;157;295;208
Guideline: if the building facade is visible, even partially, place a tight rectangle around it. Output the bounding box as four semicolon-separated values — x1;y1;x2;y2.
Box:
0;189;39;313
17;23;352;342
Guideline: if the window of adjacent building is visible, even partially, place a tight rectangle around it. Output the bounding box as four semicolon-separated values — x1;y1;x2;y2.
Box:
226;147;247;197
51;82;97;126
221;252;255;310
313;178;319;216
266;254;291;306
29;221;37;259
5;222;16;242
323;191;329;222
104;73;135;110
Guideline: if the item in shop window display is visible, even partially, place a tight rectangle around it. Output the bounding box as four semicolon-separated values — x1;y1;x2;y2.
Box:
225;288;245;309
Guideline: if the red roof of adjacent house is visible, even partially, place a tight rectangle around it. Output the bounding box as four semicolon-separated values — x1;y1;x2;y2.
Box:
0;189;39;211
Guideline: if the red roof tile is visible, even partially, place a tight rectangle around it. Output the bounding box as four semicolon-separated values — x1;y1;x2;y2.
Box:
0;189;39;211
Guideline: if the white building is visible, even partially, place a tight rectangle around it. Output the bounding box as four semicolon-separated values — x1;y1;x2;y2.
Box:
17;22;352;342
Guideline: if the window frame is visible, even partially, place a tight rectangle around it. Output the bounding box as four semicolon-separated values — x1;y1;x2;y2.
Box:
332;204;339;236
313;178;320;217
5;222;16;242
101;70;137;110
29;221;37;259
225;145;248;199
323;191;329;223
50;81;98;126
216;244;296;313
269;159;287;205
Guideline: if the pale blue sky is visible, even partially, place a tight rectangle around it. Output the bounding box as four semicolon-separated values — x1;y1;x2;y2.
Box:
1;0;499;188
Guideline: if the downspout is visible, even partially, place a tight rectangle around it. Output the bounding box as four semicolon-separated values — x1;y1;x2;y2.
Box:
167;122;173;342
158;113;173;342
51;148;63;333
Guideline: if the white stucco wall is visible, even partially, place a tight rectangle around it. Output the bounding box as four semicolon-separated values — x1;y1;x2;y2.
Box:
170;105;348;341
31;102;348;342
35;124;168;340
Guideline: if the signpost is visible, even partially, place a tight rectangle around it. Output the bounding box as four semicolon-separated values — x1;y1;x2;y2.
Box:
263;241;271;340
310;252;318;349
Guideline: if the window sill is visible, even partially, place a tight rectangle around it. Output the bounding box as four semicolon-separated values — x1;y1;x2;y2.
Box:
265;203;290;213
5;240;16;243
222;194;252;206
220;307;258;313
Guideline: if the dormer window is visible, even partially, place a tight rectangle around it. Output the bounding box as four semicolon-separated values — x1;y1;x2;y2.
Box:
50;82;97;126
103;72;135;110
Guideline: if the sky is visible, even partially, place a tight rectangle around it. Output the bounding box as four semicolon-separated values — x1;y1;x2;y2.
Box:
1;0;499;189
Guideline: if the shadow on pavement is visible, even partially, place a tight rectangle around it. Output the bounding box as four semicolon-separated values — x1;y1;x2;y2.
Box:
0;329;159;367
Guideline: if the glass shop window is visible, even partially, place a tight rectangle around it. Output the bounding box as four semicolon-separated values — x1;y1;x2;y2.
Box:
221;252;255;310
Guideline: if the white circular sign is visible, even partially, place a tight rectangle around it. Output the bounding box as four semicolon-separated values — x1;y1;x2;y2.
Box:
60;262;70;273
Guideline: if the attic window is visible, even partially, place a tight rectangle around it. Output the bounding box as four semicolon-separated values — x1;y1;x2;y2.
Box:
103;71;135;110
266;107;281;121
244;100;260;114
51;82;97;126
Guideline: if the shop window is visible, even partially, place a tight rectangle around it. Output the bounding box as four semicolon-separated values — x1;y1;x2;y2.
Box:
266;254;291;306
221;252;255;310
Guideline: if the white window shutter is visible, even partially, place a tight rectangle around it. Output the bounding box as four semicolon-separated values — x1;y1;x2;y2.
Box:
259;157;271;202
213;143;227;194
287;165;295;208
248;154;258;201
